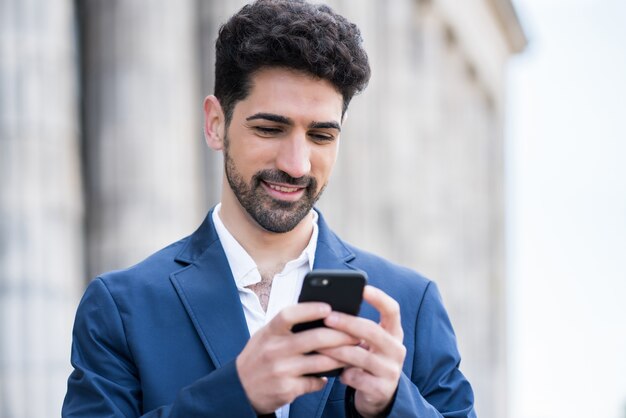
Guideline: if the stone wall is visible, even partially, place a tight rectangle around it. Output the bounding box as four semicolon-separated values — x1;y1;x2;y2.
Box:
78;0;205;277
0;1;83;416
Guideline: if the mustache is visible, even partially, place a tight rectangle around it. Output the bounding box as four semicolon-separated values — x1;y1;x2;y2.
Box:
253;169;314;188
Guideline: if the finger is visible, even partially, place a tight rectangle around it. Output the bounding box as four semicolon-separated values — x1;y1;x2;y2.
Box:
340;367;396;406
292;375;329;396
324;312;396;353
286;353;348;376
290;327;360;354
340;367;375;391
270;375;329;406
269;303;331;334
363;286;403;339
250;326;357;364
318;345;394;378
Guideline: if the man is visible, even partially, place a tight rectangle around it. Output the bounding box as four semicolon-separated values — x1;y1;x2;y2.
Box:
63;1;476;417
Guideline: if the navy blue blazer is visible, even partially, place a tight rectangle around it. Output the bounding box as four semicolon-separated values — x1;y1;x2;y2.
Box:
63;209;476;417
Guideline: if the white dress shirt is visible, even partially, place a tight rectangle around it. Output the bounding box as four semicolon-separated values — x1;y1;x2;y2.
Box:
212;204;319;418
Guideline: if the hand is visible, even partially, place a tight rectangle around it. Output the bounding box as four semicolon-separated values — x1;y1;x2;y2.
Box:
320;286;406;418
236;302;359;414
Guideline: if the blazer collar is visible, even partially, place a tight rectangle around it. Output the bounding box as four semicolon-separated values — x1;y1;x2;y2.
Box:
173;207;220;265
172;207;356;418
174;207;355;267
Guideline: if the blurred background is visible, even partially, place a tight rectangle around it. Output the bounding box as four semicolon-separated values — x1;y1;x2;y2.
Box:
508;0;626;417
0;0;623;417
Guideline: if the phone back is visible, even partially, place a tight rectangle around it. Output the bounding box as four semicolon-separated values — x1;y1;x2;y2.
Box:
292;270;366;333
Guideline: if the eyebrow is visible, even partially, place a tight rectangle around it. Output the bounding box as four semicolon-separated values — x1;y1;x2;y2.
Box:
310;121;341;131
246;113;291;125
246;112;341;132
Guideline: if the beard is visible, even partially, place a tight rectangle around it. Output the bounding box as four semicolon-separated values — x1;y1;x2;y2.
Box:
223;141;325;233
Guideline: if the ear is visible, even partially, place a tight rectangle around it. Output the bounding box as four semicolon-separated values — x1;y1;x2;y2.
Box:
203;95;226;151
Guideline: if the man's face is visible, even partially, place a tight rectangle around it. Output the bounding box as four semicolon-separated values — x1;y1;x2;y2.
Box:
222;67;343;233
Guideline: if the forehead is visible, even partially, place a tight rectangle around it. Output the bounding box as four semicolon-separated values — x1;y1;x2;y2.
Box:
234;67;344;122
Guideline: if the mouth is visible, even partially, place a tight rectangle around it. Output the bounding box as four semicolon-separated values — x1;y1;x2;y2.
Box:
261;180;307;201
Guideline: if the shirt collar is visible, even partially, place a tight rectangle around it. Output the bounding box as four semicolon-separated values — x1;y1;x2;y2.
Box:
212;203;318;286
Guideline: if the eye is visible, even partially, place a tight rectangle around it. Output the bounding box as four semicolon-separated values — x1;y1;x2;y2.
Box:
309;132;335;143
254;126;283;136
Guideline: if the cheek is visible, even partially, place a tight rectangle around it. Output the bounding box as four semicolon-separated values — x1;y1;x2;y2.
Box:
230;139;272;169
312;146;339;180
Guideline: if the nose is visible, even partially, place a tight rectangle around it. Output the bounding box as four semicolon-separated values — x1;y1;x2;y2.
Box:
275;132;311;179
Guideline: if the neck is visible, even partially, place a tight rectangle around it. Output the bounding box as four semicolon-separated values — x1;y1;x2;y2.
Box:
218;183;314;272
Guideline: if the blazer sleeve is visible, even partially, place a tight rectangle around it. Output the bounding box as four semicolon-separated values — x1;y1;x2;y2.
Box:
347;282;476;418
391;282;476;417
62;278;259;418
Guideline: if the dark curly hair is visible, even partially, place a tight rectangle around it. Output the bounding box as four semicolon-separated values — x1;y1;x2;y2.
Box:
214;0;371;125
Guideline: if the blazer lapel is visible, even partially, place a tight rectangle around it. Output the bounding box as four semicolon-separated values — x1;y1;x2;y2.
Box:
170;211;250;368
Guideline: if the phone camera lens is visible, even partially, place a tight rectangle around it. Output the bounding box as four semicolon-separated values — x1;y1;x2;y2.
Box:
311;278;329;287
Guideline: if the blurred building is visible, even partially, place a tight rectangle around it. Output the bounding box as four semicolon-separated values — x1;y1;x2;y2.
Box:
0;0;525;417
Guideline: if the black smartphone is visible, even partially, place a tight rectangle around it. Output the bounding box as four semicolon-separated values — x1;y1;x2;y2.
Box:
292;269;367;377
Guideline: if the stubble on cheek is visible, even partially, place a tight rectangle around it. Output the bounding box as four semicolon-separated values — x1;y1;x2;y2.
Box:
223;149;324;233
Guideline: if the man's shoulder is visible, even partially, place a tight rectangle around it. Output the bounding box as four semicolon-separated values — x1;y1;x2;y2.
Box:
338;240;438;327
343;241;432;294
